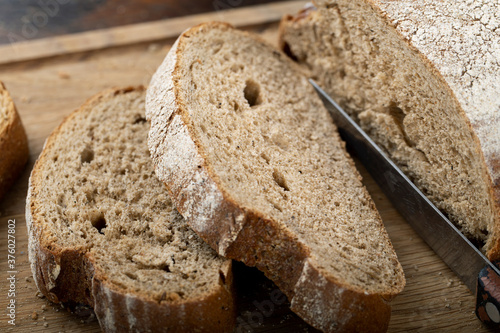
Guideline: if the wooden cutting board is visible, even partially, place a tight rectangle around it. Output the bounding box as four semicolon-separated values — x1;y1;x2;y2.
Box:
0;2;493;332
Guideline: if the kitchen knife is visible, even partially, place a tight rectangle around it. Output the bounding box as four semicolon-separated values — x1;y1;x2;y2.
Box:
310;79;500;326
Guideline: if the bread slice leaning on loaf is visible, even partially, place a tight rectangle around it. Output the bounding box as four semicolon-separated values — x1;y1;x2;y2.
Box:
279;0;500;259
26;87;235;333
0;81;29;201
146;22;405;333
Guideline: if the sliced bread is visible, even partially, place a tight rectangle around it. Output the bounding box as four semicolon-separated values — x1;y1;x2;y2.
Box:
146;22;405;332
26;87;235;332
279;0;500;259
0;81;29;201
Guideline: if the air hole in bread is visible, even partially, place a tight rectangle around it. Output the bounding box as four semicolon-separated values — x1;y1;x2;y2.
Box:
260;152;270;164
212;41;224;54
219;271;226;284
338;68;346;79
91;213;107;234
230;64;244;72
272;169;289;192
57;194;64;207
387;103;415;147
133;116;147;124
81;146;94;164
386;103;429;164
282;42;298;62
388;103;405;130
270;200;283;212
243;79;262;107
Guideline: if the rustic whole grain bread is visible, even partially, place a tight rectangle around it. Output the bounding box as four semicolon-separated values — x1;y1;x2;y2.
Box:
146;22;405;332
279;0;500;259
26;87;235;333
0;81;29;201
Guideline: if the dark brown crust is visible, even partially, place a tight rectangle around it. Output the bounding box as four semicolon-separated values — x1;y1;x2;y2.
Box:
0;81;29;201
92;260;234;333
26;86;236;333
291;259;391;332
279;1;500;260
147;22;403;333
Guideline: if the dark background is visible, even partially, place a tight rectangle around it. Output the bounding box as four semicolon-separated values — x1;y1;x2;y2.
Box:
0;0;286;45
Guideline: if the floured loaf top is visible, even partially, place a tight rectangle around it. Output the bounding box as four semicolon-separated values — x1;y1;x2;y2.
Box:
279;0;500;258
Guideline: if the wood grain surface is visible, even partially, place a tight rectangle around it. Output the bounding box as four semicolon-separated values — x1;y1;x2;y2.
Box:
0;2;495;332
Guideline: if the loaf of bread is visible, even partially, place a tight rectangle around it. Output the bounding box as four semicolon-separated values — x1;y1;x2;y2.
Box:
146;22;405;332
26;87;235;332
0;81;29;201
279;0;500;259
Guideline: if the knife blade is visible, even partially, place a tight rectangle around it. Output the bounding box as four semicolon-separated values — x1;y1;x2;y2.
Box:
310;79;500;325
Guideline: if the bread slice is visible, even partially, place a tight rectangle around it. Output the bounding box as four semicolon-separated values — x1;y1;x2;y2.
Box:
0;81;29;201
146;22;405;332
279;0;500;259
26;87;235;333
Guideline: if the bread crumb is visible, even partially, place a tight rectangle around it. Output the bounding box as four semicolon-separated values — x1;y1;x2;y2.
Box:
148;44;160;53
44;323;49;328
42;304;47;311
31;311;38;320
58;71;70;80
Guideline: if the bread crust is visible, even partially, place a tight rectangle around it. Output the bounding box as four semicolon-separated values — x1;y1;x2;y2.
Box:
362;0;500;261
0;81;29;201
146;22;400;333
280;0;500;260
26;86;236;333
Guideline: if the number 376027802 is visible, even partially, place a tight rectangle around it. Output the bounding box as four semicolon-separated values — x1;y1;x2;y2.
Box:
7;219;15;270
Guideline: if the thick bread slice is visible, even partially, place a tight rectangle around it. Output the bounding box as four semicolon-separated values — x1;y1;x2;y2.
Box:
0;81;29;201
26;87;235;333
146;22;405;332
279;0;500;259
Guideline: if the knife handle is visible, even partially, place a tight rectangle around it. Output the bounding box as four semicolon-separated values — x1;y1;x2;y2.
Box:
476;260;500;325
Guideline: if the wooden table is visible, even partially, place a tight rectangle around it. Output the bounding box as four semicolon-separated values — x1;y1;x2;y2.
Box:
0;2;494;332
0;0;286;45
